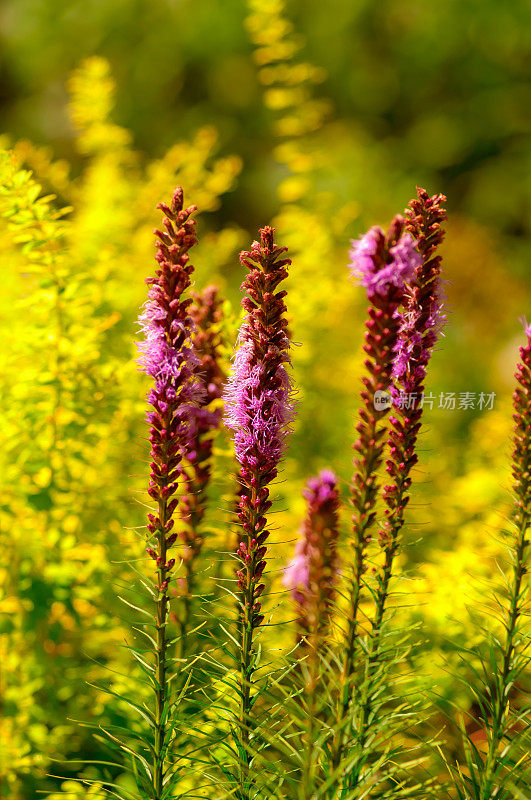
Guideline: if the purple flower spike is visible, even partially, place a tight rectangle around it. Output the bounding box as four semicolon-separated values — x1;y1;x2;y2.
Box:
225;227;294;768
284;469;341;646
137;188;203;584
390;189;447;407
345;214;418;607
178;286;226;595
382;187;447;549
224;227;294;635
513;322;531;519
137;188;204;559
136;187;203;797
137;196;204;442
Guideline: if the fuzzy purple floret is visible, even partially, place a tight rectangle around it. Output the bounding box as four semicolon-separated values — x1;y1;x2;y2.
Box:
348;229;421;298
138;302;196;380
224;335;294;473
137;299;203;425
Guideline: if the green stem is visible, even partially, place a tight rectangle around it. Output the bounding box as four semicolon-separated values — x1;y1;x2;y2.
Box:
176;561;194;663
177;472;210;661
343;491;404;793
331;528;367;773
154;493;169;799
238;486;259;800
301;660;318;800
480;510;529;799
331;417;382;772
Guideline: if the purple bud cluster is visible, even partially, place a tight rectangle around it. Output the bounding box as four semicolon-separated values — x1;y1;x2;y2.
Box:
136;187;203;592
224;227;294;631
283;469;341;644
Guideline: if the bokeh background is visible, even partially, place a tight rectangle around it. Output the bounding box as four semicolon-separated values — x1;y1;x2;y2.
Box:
1;0;530;797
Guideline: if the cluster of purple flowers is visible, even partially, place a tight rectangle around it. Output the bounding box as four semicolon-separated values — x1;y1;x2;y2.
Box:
348;191;446;416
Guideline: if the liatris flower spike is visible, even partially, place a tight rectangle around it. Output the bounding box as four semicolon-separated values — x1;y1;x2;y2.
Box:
372;191;446;645
332;217;421;768
347;221;421;554
224;227;294;628
350;190;446;787
381;188;447;555
178;286;225;588
391;186;447;405
137;187;203;799
283;469;341;649
224;226;294;792
333;193;446;793
347;220;420;564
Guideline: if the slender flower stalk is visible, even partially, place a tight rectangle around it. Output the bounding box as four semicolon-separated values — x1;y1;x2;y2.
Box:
375;188;447;636
283;469;341;650
332;217;420;769
349;189;447;789
478;321;530;799
137;188;203;800
175;285;225;651
224;227;294;799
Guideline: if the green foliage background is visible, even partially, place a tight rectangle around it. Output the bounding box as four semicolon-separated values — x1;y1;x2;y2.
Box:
0;0;530;797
